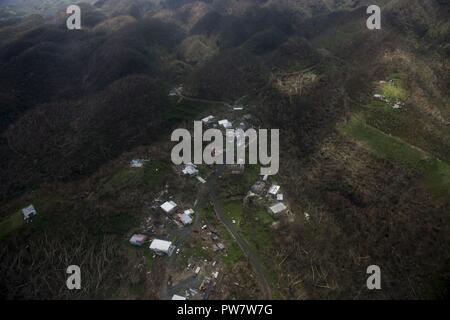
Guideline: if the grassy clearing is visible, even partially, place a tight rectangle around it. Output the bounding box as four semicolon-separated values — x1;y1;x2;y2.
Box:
222;200;279;288
365;99;450;161
219;164;261;197
99;160;170;197
341;115;450;201
381;79;407;101
0;211;23;241
362;72;449;161
165;99;217;122
311;20;360;51
97;211;141;235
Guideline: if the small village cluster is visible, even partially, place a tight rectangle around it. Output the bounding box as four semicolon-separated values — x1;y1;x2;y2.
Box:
15;87;288;300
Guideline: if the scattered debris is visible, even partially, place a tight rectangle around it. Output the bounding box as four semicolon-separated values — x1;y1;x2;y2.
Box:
22;205;37;221
218;119;232;129
130;159;148;168
182;163;199;176
229;164;245;175
392;102;404;109
201;115;216;125
129;234;148;246
374;93;405;110
251;181;266;194
197;176;206;184
304;212;311;221
149;239;175;256
169;85;183;97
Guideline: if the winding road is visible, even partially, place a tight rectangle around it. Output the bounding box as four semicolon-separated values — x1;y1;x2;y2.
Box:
207;166;273;300
165;91;273;299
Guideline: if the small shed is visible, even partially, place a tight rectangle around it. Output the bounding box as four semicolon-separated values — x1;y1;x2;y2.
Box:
149;239;175;256
129;234;148;246
268;185;281;196
161;201;177;214
22;205;37;221
178;213;193;226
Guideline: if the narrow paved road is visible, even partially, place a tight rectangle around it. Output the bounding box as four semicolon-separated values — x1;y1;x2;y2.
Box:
167;91;274;299
207;166;273;299
176;93;233;109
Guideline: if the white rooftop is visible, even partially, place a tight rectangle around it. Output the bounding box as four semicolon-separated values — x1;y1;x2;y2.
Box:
150;239;173;253
268;185;281;195
172;294;187;300
22;205;37;221
218;119;232;129
201;115;215;123
161;201;177;213
269;203;287;215
182;163;198;176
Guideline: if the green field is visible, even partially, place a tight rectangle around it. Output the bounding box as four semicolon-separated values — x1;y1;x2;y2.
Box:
341;115;450;201
0;211;23;241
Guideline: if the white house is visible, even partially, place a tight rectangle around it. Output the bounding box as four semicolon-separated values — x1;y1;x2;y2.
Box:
268;203;287;216
22;205;37;221
161;201;177;214
150;239;175;256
